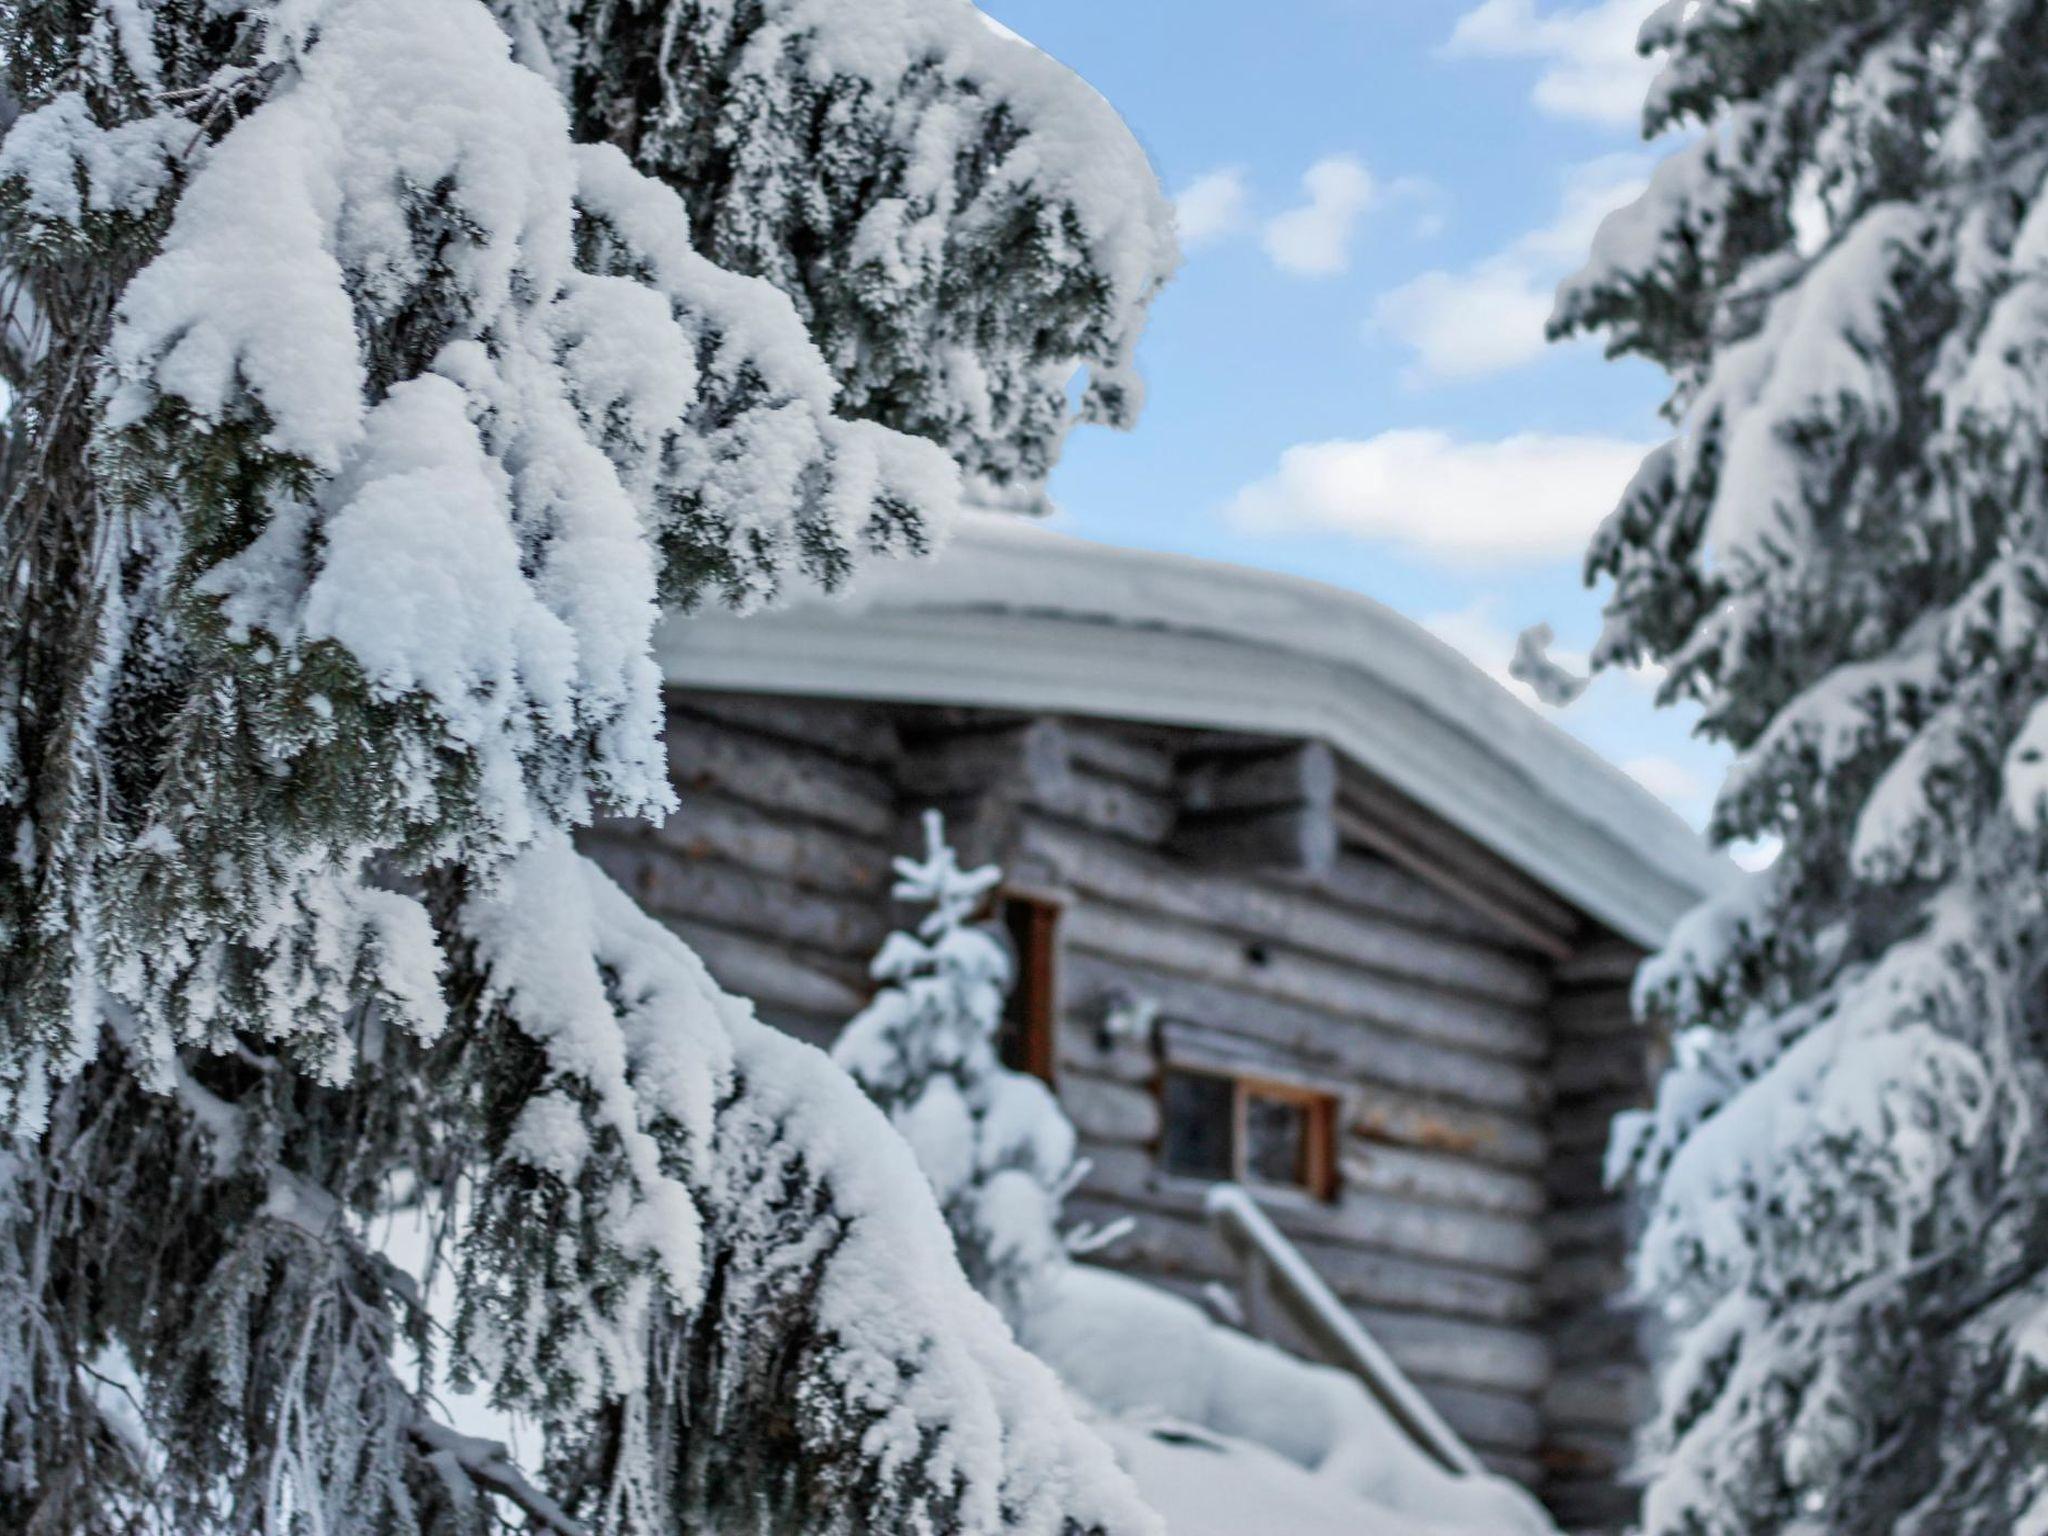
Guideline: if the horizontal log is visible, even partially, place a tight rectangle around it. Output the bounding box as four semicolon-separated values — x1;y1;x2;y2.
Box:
1170;804;1337;877
1062;1192;1543;1327
670;690;899;766
658;917;868;1023
1065;953;1547;1115
900;718;1073;803
1064;899;1548;1063
1548;1304;1646;1371
585;836;887;960
1041;766;1177;846
1413;1380;1543;1454
1054;1009;1156;1086
1340;1141;1546;1218
608;791;889;898
665;716;894;840
1543;1202;1629;1255
1340;771;1584;939
1551;985;1640;1038
1542;1364;1652;1434
1554;939;1647;987
1077;1141;1547;1278
1063;721;1176;791
1021;816;1551;1006
1060;1072;1159;1145
1553;1039;1655;1098
1284;848;1531;948
1179;740;1336;816
1355;1305;1551;1397
1347;1085;1548;1171
1542;1250;1628;1310
1552;1090;1647;1157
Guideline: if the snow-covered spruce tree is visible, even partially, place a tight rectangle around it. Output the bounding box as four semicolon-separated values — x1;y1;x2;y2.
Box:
1556;4;2048;1531
498;0;1178;511
834;813;1099;1321
0;3;1169;1533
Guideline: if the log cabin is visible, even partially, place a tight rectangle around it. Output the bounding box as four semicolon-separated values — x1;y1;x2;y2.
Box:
582;512;1734;1533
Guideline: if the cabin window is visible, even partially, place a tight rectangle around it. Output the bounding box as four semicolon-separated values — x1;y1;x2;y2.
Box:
1158;1067;1338;1199
996;892;1061;1083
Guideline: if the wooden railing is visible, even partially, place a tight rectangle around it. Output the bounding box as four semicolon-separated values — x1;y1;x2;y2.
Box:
1204;1182;1483;1477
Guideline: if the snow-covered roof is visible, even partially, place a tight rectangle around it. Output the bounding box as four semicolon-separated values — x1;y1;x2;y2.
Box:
655;511;1736;948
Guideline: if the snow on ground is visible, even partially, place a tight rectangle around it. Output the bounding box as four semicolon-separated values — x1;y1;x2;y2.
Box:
1100;1416;1512;1536
1025;1264;1557;1535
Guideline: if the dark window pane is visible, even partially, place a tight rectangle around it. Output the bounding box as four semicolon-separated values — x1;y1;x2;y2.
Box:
1244;1092;1309;1189
1161;1071;1235;1181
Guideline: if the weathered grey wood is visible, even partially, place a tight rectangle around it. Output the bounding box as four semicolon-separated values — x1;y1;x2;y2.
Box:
1353;1305;1551;1397
1340;1141;1546;1218
585;835;888;959
1060;1071;1159;1145
1337;779;1583;958
1542;1364;1650;1433
1171;804;1338;876
1551;986;1640;1038
672;690;899;766
1063;720;1176;791
1414;1381;1544;1453
1349;1085;1549;1172
1542;1250;1629;1310
611;793;889;898
1553;938;1646;986
1042;766;1178;845
899;718;1074;803
1081;958;1540;1114
1054;1010;1156;1086
658;917;867;1022
1063;1194;1543;1326
1341;771;1583;936
1284;847;1531;949
1543;1201;1628;1254
665;716;895;839
1545;1146;1611;1205
1064;900;1549;1063
1553;1038;1656;1097
1179;740;1337;816
1059;949;1549;1114
1158;1013;1543;1124
1551;1090;1648;1156
1077;1140;1547;1278
1019;816;1551;1005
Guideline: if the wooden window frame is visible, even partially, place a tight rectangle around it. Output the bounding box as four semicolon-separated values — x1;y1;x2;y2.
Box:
995;886;1064;1085
1157;1063;1339;1202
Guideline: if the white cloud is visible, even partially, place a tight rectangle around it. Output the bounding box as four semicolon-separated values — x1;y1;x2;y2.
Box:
1262;155;1376;277
1445;0;1660;127
1375;153;1648;382
1226;427;1651;564
1173;167;1251;248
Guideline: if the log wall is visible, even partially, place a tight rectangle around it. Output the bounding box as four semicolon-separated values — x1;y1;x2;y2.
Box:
585;689;1656;1530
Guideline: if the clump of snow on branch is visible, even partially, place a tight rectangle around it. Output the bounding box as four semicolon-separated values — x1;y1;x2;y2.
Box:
1554;2;2048;1528
512;0;1179;508
0;0;1172;1529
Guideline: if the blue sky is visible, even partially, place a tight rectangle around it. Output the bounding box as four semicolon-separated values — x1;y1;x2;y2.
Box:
978;0;1733;840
